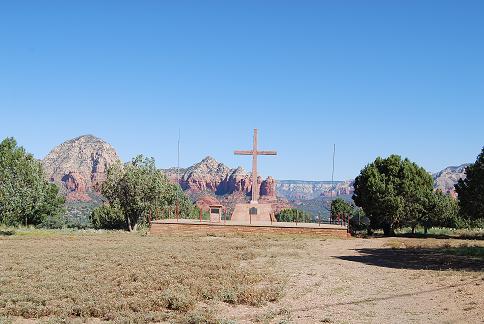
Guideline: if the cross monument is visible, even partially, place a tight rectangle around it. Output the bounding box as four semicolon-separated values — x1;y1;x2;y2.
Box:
235;129;277;204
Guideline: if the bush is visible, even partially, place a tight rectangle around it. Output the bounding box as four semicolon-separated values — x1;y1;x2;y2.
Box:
38;214;65;229
275;209;312;222
90;204;125;230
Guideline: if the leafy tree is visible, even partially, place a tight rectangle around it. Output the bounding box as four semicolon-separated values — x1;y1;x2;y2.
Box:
275;208;311;222
455;147;484;223
0;137;65;227
422;190;459;233
97;155;193;231
353;155;433;236
330;198;353;221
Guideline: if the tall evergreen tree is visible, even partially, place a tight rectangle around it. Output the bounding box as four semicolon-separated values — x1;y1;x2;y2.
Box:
455;147;484;222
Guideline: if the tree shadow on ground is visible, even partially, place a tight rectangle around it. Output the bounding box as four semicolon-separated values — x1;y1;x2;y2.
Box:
0;230;15;236
353;232;484;240
336;247;484;272
395;233;484;240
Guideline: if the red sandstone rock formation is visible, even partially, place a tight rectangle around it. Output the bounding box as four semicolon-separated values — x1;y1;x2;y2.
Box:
42;135;121;201
163;156;275;199
260;176;276;198
162;157;284;212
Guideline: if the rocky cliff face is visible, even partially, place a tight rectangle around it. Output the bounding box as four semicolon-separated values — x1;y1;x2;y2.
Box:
42;135;121;201
433;164;468;196
260;176;276;198
163;156;275;198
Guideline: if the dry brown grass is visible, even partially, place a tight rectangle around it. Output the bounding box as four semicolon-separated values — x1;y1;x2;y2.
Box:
2;231;482;323
0;230;300;323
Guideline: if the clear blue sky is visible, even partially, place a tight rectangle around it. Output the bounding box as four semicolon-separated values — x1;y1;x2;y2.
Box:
1;1;483;180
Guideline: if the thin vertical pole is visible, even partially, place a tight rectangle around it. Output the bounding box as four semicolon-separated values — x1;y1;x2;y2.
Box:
176;202;179;222
331;143;336;199
177;129;180;184
177;129;180;222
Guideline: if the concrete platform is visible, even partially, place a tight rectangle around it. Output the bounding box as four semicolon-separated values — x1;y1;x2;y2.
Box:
150;219;350;238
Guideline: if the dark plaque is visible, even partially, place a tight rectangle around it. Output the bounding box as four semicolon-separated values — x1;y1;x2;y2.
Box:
249;207;258;215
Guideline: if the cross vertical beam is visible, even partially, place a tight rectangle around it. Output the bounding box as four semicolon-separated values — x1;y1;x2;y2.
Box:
252;129;258;202
234;129;277;204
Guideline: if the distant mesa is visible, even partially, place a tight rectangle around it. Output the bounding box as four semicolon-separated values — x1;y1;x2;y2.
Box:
42;135;121;202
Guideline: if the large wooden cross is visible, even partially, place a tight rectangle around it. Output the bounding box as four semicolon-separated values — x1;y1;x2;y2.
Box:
234;129;277;203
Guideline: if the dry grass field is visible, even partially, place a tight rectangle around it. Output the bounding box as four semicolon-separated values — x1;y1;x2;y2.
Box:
0;229;483;323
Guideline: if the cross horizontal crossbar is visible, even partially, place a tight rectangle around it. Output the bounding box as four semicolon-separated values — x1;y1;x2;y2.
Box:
234;150;277;155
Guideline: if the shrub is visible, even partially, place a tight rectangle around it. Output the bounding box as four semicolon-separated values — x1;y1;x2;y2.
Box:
90;204;125;230
275;209;311;222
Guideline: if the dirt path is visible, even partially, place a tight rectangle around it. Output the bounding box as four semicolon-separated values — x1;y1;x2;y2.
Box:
221;237;484;324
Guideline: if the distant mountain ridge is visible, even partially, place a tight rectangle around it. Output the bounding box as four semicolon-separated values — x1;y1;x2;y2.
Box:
276;180;354;200
40;135;470;219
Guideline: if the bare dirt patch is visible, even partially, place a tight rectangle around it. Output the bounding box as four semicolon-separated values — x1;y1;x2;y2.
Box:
1;231;483;323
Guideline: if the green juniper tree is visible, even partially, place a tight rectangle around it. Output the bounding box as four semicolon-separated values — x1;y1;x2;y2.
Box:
0;137;65;227
352;155;433;236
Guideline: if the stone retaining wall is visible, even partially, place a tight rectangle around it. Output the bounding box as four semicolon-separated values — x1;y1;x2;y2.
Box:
150;222;350;238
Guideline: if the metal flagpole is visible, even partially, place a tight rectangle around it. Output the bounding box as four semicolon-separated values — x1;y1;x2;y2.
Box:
331;144;335;198
330;144;336;223
177;129;180;221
